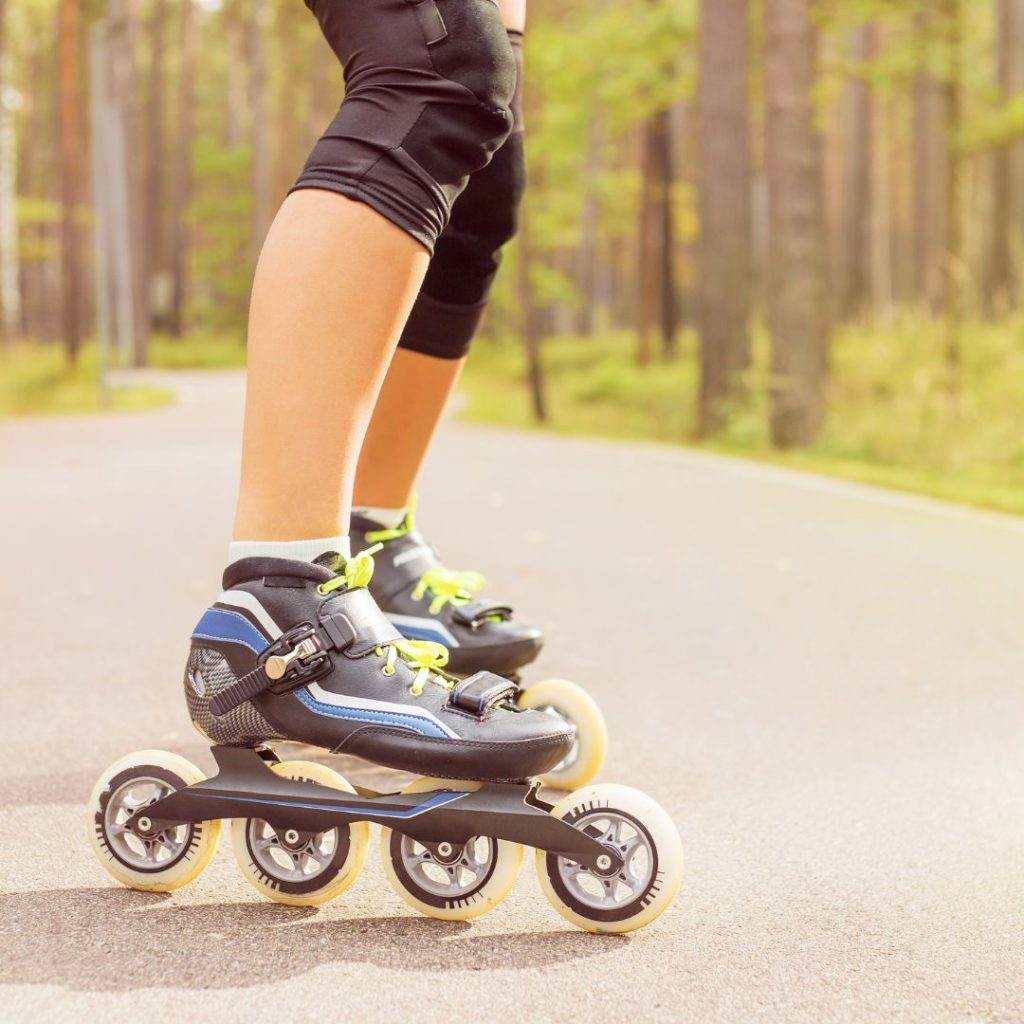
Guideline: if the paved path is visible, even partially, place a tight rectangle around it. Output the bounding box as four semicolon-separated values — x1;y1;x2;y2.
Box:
1;371;1022;1023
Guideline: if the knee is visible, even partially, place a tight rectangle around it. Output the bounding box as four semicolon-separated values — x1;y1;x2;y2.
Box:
295;0;517;251
396;133;525;360
399;0;518;189
440;132;526;278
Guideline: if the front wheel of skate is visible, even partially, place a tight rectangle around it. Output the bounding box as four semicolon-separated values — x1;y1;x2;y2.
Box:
88;750;221;892
536;783;683;934
380;777;523;921
517;679;607;790
230;760;370;907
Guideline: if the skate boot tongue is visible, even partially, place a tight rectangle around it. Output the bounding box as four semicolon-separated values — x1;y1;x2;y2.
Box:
316;545;383;592
312;551;344;571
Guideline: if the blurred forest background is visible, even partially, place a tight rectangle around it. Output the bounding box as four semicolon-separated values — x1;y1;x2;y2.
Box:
4;0;1024;511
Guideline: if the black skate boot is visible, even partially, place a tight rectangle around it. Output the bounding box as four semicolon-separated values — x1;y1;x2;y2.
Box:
350;500;608;790
350;503;541;678
183;549;573;783
89;557;683;930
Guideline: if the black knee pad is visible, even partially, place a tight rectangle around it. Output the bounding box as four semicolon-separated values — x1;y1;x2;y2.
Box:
398;30;526;360
294;0;517;252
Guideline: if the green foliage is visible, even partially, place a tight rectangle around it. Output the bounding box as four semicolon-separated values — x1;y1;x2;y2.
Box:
149;331;246;369
187;137;254;330
460;317;1024;516
0;344;174;418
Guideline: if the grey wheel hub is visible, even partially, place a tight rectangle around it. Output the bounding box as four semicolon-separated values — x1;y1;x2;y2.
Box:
103;775;191;871
557;810;653;910
399;835;495;898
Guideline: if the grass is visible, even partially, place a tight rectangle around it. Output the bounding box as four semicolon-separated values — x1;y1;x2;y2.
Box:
0;343;173;419
459;315;1024;516
0;331;248;419
149;331;247;369
8;318;1023;516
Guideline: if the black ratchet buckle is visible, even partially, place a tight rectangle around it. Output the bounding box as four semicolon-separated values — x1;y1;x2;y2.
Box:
262;623;331;694
210;624;330;717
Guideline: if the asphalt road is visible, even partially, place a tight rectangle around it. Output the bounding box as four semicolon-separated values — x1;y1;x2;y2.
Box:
1;371;1022;1023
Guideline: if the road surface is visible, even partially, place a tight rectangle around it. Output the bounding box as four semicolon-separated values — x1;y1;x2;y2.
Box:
1;371;1022;1023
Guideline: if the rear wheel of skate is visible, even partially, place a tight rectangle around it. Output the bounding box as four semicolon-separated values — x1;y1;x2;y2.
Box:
88;750;221;892
516;679;607;790
535;783;683;934
380;777;523;921
230;760;370;907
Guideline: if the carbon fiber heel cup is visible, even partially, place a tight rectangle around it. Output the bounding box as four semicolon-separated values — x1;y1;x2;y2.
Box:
293;0;516;253
184;647;286;747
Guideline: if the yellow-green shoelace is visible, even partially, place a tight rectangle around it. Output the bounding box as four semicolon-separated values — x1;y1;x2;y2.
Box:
319;545;452;697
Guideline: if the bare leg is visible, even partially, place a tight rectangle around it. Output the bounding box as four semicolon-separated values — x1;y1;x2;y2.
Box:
499;0;525;31
353;0;527;512
353;349;464;509
234;190;429;541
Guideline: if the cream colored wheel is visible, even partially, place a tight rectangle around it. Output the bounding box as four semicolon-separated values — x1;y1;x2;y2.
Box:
230;760;369;907
535;783;683;934
380;777;523;921
88;749;221;892
517;679;607;789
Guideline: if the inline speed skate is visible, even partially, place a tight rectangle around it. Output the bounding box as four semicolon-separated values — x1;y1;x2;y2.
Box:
88;550;682;933
351;500;607;790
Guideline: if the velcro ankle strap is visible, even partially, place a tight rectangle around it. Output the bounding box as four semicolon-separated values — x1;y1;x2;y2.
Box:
449;672;519;716
450;599;512;629
319;588;402;657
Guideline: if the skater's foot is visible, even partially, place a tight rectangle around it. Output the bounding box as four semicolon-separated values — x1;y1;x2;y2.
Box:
185;548;570;781
351;498;543;677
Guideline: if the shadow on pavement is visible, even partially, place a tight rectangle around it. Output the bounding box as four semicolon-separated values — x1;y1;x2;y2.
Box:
0;888;614;991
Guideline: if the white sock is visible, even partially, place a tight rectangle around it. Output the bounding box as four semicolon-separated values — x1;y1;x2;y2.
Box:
353;506;408;530
228;536;352;564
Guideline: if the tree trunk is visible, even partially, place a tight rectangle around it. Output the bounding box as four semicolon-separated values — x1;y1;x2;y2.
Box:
307;34;336;145
871;82;895;317
636;120;655;367
651;107;677;358
989;0;1021;312
577;114;603;336
225;0;247;147
939;0;963;379
839;22;875;321
697;0;753;434
18;42;47;339
105;0;141;362
168;0;198;336
58;0;84;364
763;0;828;448
108;0;149;364
247;0;272;263
516;208;547;423
144;0;168;327
0;0;21;345
912;8;948;309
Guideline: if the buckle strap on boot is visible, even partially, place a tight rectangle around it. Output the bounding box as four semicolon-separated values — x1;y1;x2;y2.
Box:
319;587;402;657
449;671;519;716
211;589;405;717
210;623;329;716
450;599;512;629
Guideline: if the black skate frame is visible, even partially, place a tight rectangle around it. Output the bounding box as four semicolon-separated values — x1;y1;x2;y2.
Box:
139;747;619;871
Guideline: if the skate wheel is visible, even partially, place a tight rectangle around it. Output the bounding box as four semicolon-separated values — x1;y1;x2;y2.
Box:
230;760;369;907
535;783;683;934
380;777;523;921
87;749;221;892
517;679;607;789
